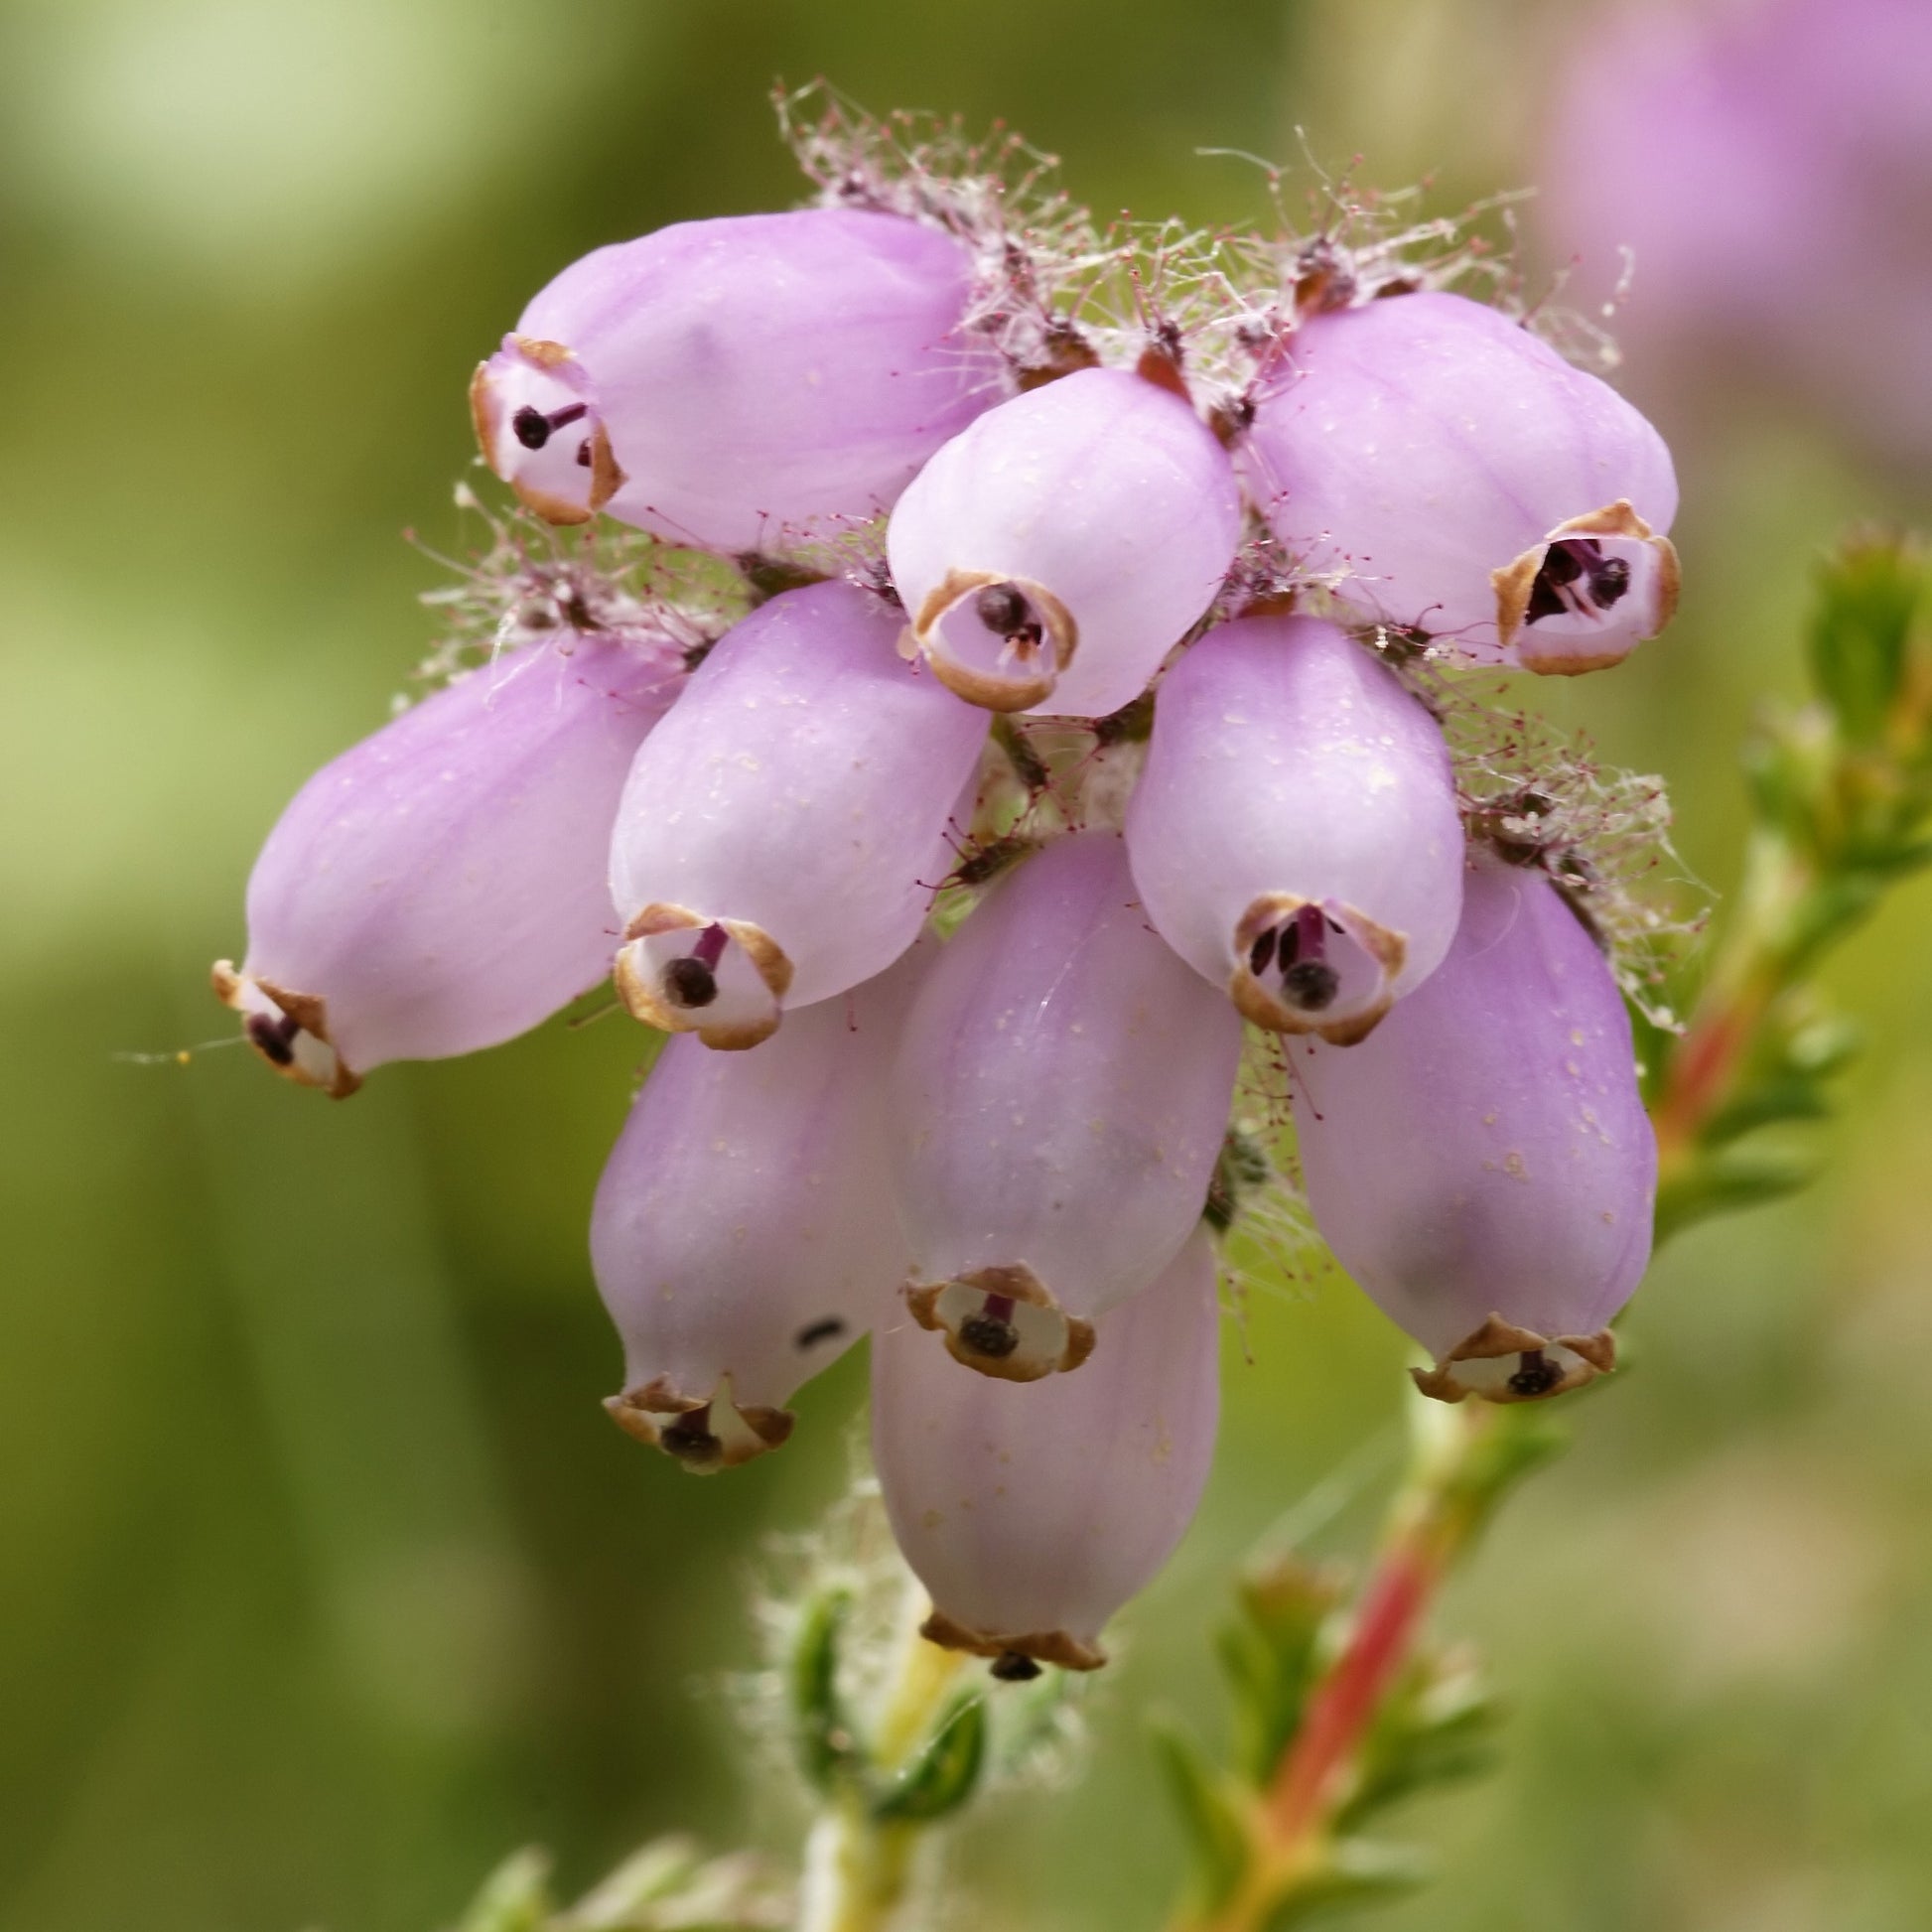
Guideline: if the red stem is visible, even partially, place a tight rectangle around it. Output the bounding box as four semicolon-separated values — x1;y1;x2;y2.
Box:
1264;1540;1438;1845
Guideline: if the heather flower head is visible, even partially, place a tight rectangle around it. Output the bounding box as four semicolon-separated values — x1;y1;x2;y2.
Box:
607;579;987;1048
213;91;1693;1677
886;366;1243;715
873;1227;1220;1671
472;207;999;551
890;834;1244;1382
1292;853;1658;1403
1126;615;1463;1043
594;942;924;1470
212;631;681;1094
1239;291;1680;672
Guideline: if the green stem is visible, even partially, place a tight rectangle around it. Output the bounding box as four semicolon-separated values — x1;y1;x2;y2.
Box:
794;1601;967;1932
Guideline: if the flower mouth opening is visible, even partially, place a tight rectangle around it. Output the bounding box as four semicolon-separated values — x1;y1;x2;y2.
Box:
1228;897;1406;1045
614;904;794;1050
1492;500;1681;675
603;1372;796;1472
911;570;1077;714
1410;1314;1616;1405
904;1265;1096;1382
470;336;625;528
918;1606;1107;1673
209;960;361;1098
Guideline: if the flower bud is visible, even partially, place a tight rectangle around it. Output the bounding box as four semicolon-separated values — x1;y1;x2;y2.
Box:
1292;856;1656;1403
1125;617;1463;1044
609;581;988;1048
1238;292;1680;674
891;834;1244;1380
873;1226;1221;1672
212;637;680;1095
886;367;1243;716
471;208;996;553
593;944;924;1470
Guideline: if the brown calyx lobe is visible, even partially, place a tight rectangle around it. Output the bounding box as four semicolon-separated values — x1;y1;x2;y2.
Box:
919;1606;1107;1673
1410;1313;1616;1405
603;1374;795;1471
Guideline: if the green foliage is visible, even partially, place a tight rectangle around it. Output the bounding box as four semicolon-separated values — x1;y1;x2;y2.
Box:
1216;1559;1348;1786
1256;1841;1432;1931
450;1840;789;1932
1654;535;1932;1239
1152;1720;1255;1915
787;1587;862;1795
870;1695;988;1824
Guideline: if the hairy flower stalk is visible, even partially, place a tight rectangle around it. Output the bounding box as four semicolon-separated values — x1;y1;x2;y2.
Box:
875;1227;1221;1672
887;366;1243;715
1293;854;1657;1402
891;834;1245;1380
1239;291;1680;673
593;942;927;1470
472;207;997;551
212;634;681;1096
608;580;988;1048
1127;615;1464;1044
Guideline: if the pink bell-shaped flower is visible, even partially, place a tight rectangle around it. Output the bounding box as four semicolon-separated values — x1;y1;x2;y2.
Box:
608;580;988;1049
886;366;1244;717
213;635;681;1096
471;208;997;553
873;1226;1221;1672
1292;854;1657;1403
593;943;924;1471
1238;291;1680;674
890;834;1244;1381
1126;616;1463;1044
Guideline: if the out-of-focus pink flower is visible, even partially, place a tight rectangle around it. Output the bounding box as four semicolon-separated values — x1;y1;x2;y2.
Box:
1542;0;1932;472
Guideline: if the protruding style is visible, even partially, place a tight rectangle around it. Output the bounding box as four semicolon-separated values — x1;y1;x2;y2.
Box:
593;942;926;1470
213;636;681;1094
887;367;1244;717
1126;617;1463;1044
1239;291;1680;673
1292;856;1657;1402
472;208;998;553
874;1227;1222;1671
608;580;989;1048
891;835;1244;1379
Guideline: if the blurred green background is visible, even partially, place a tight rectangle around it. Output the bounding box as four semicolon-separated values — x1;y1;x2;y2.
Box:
3;2;1929;1928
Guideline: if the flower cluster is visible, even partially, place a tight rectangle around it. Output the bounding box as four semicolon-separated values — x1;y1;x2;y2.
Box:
212;102;1677;1676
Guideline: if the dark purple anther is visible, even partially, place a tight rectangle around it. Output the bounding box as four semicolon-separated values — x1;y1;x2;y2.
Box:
1248;927;1278;976
512;401;590;451
246;1010;300;1067
960;1291;1021;1359
1507;1348;1564;1398
659;1405;723;1462
1528;538;1634;624
664;931;726;1010
1591;556;1631;607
